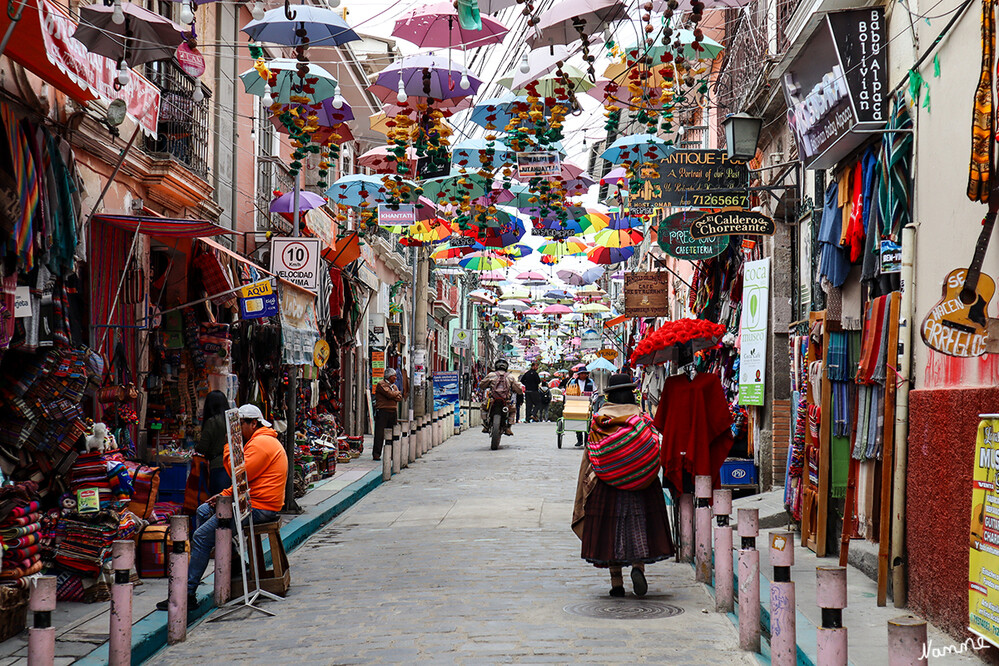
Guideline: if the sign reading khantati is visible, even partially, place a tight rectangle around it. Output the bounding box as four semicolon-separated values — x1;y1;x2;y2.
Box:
624;272;670;318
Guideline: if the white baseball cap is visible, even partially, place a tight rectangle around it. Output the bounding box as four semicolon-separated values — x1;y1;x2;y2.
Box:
237;404;272;428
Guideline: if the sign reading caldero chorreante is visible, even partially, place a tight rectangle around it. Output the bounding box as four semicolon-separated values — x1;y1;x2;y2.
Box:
689;209;776;239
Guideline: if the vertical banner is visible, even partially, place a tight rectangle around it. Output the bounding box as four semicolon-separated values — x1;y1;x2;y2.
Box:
739;258;770;406
371;350;385;391
433;371;460;427
969;416;999;647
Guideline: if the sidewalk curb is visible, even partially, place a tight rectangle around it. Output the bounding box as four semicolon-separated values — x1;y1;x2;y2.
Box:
76;469;384;666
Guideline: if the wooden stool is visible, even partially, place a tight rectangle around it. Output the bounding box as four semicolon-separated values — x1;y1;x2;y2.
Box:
231;520;290;597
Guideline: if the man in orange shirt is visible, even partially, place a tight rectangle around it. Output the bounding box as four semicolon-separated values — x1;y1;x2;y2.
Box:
157;404;288;611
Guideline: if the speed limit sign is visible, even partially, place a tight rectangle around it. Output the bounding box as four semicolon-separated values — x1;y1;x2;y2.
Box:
270;237;321;290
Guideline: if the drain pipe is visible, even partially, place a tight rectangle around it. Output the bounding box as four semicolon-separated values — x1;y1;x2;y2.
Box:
891;222;916;607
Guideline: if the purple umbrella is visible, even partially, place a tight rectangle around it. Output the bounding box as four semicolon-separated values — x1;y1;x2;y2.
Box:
270;190;326;213
393;1;509;48
371;55;482;103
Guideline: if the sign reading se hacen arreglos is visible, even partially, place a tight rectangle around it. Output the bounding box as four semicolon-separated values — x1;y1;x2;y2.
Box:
689;209;776;239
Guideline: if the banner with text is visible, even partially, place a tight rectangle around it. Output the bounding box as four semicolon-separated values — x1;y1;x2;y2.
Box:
970;417;999;648
739;258;770;406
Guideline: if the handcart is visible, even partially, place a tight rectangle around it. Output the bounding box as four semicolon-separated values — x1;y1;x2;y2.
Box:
556;395;592;449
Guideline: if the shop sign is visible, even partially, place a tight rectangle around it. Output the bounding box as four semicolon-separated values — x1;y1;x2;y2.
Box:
624;271;670;317
270;237;320;291
14;287;31;318
176;42;206;78
238;280;278;320
452;328;472;349
690;209;776;238
631;150;748;214
596;348;618;360
34;0;161;137
880;240;902;274
969;416;999;648
781;8;886;170
378;204;416;227
739;258;771;406
416;154;450;180
433;371;460;427
313;339;331;368
371;349;385;390
516;151;561;179
581;329;601;350
657;211;727;260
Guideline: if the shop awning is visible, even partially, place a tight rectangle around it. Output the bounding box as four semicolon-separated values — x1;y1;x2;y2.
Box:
0;0;161;137
604;314;628;328
93;214;231;238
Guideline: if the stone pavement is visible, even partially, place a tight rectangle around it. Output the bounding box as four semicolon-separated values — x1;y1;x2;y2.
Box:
147;422;754;665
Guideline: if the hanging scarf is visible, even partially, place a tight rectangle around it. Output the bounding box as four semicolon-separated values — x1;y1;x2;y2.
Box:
969;0;996;202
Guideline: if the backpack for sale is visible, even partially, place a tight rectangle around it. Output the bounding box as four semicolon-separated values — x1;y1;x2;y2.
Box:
491;372;511;403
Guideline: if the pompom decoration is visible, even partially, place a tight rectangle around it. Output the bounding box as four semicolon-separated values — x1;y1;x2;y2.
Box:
629;318;726;367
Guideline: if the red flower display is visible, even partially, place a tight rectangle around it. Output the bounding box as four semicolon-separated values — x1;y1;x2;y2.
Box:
629;318;726;367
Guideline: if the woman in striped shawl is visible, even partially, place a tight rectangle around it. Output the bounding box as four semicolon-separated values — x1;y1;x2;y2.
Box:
572;373;674;597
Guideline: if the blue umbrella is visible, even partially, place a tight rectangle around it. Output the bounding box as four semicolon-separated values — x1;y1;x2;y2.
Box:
544;289;572;299
241;5;360;46
325;174;394;207
586;357;617;373
469;94;530;129
600;134;675;164
450;138;515;170
605;215;644;231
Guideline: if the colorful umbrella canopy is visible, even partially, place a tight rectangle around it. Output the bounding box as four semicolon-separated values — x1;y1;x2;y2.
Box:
459;252;512;270
409;217;453;243
593;227;643;248
242;5;360;46
544;289;573;300
451;138;515;170
556;269;586;286
422;169;493;204
501;44;572;90
469;94;531;129
539;238;588;258
325;174;395;207
468;221;527;248
529;0;628;48
358;146;418;173
431;240;485;259
73;3;184;67
586;357;617;372
516;271;547;284
392;1;509;48
501;287;531;301
605;215;644;230
542;304;573;315
500;64;594;97
498;299;531;311
468;288;499;305
622;29;724;61
371;55;482;102
587;245;635;264
478;270;507;282
601;167;629;185
498;244;534;258
600;134;676;164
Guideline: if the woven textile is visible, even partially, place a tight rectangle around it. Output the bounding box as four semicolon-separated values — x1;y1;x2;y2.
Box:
586;413;661;491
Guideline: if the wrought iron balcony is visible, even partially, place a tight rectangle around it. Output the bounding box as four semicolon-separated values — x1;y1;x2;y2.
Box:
142;59;211;180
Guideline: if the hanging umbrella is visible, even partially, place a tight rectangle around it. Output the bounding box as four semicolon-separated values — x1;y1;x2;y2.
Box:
586;357;617;373
501;286;531;300
469;221;527;248
524;306;542;315
478;270;507;282
422;169;493;204
451;138;515;170
409;217;453;243
392;1;509;48
576;303;611;314
73;3;184;68
556;269;586;286
269;190;325;215
500;65;594;97
501;44;572;90
498;299;531;312
469;94;532;129
600;134;675;163
431;240;485;259
529;0;627;48
371;55;482;103
240;58;339;105
601;167;629;186
516;271;547;285
469;288;499;305
587;245;635;264
459;252;513;270
539;237;588;258
621;29;724;62
498;244;534;259
593;227;643;248
575;284;607;300
605;214;644;230
241;5;360;46
358;146;418;174
581;266;605;283
325;174;396;207
544;289;573;300
542;304;573;315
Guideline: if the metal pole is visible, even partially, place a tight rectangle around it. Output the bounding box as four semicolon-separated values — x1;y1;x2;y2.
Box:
0;0;27;59
887;616;928;665
214;496;233;606
167;516;189;644
27;576;56;666
284;171;303;513
694;475;712;584
109;541;134;666
816;566;848;665
408;246;418;420
713;489;734;613
738;508;760;653
770;531;796;666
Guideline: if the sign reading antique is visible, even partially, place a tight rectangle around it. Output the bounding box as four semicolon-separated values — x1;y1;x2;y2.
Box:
516;151;561;179
739;258;771;406
624;272;670;318
657;211;727;260
690;209;776;238
631;150;748;214
781;8;886;170
270;237;320;291
969;416;999;648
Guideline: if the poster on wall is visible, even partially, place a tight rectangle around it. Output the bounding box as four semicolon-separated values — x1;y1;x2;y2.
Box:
433;371;460;427
970;416;999;648
739;258;770;406
225;409;251;521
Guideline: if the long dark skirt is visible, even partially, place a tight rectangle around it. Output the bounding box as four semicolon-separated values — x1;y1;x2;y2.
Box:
580;476;674;568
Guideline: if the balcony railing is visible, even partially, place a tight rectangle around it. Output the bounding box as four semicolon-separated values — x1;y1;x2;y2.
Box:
142;59;211;179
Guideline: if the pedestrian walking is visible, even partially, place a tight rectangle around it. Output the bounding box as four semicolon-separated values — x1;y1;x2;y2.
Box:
520;361;542;422
373;368;403;461
571;374;673;598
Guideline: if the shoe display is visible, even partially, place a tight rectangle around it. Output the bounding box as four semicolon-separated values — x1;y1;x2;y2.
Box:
609;586;625;597
631;568;648;597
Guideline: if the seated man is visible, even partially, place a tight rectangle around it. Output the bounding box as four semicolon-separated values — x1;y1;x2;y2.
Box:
157;404;288;610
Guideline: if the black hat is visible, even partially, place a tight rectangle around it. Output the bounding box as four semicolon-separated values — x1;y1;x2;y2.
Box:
603;373;638;393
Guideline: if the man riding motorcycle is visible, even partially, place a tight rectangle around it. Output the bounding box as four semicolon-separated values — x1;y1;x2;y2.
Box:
478;359;524;436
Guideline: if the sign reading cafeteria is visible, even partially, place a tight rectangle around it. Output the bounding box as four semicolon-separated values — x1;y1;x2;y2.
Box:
270;237;321;291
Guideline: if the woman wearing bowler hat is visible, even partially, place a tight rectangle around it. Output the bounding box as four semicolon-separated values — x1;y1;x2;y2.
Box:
571;373;673;597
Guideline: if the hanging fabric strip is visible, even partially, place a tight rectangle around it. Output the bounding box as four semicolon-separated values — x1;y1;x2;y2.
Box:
969;0;996;202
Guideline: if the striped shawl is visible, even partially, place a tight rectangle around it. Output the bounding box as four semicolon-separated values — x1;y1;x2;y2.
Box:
586;412;660;491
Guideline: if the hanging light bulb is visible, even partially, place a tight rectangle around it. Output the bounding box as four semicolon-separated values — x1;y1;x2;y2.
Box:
396;78;407;104
251;0;264;20
331;83;344;109
111;0;125;25
179;0;194;25
261;84;274;107
192;84;204;103
117;60;131;86
459;72;470;90
519;53;530;74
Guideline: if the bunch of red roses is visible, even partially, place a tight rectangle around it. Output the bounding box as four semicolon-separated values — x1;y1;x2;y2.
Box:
630;318;726;367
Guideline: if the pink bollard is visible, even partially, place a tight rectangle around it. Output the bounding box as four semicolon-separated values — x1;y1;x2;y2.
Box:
109;541;134;666
769;531;796;666
887;616;928;666
394;423;404;473
383;426;394;481
816;566;848;666
694;476;713;583
27;575;56;666
679;493;695;563
713;489;734;613
738;508;760;653
167;515;189;644
214;496;233;606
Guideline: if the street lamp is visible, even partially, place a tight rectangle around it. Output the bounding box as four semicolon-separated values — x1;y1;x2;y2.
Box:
722;113;763;161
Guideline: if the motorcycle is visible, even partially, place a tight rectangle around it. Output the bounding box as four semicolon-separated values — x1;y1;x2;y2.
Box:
482;395;511;450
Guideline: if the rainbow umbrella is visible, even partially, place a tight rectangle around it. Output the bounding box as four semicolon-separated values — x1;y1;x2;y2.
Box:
587;245;635;264
593;227;643;248
498;244;533;258
410;217;453;243
539;237;588;259
431;240;485;259
459;252;512;271
605;214;644;230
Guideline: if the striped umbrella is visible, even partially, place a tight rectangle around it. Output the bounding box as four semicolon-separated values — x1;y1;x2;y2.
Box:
593;227;643;248
498;244;534;258
459;252;513;270
431;240;485;259
587;245;635;264
539;237;588;258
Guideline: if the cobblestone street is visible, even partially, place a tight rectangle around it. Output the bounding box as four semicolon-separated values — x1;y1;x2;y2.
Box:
149;422;753;665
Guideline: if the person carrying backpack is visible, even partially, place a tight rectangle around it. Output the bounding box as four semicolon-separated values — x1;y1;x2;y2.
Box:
478;359;523;436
